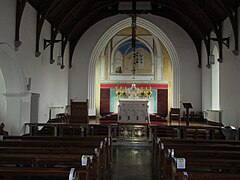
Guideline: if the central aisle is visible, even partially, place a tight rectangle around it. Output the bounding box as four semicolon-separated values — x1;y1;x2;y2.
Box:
109;142;152;180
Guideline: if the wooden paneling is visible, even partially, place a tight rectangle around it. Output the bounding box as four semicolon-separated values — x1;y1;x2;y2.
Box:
100;89;110;115
157;89;168;117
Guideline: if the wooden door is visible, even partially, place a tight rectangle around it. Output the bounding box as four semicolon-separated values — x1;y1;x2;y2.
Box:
157;89;168;117
100;88;110;115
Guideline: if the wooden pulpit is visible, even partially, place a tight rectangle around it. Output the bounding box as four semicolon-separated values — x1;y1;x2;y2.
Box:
70;100;89;124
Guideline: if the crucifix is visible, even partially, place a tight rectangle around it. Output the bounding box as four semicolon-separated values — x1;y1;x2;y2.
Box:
131;66;136;78
131;0;137;77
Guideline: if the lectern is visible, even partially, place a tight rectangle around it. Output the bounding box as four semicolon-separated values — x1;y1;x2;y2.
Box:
70;100;89;124
182;103;193;126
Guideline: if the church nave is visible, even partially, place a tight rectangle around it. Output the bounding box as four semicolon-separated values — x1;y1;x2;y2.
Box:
110;142;152;180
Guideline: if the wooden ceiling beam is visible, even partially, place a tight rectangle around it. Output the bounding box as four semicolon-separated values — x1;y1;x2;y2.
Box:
216;0;239;55
205;34;211;69
35;0;60;57
66;2;117;68
15;0;27;49
45;0;94;68
180;0;227;65
25;0;240;68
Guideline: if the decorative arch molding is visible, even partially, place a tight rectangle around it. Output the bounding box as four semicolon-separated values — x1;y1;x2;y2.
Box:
0;43;26;94
0;43;27;135
88;17;180;115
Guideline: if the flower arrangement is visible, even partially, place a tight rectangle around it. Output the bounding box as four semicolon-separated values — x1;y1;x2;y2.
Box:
139;91;145;98
116;88;128;98
115;85;152;99
138;89;152;98
146;90;152;98
116;91;121;97
121;91;127;97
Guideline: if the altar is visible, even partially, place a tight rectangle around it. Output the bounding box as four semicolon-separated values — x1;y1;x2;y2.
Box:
118;99;149;124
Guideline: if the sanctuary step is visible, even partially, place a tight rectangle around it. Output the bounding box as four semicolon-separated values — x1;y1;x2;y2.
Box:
100;113;166;124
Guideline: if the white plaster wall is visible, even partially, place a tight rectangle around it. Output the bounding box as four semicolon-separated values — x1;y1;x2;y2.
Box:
201;8;240;128
0;0;16;45
69;15;128;102
0;68;6;123
70;14;202;112
202;42;212;111
220;16;240;127
0;0;69;134
18;3;69;122
141;15;201;111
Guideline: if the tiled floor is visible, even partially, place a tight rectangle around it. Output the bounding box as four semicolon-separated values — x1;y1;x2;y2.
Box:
109;142;152;180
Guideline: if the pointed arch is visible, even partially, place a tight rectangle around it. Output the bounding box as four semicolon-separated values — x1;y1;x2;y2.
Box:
0;43;26;93
88;17;180;115
0;43;26;135
212;46;220;110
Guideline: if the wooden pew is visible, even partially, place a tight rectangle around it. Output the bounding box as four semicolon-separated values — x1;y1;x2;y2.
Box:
1;135;112;171
0;152;93;180
0;167;88;180
160;138;240;146
152;126;225;140
166;155;240;180
0;136;111;180
152;137;240;180
186;171;240;180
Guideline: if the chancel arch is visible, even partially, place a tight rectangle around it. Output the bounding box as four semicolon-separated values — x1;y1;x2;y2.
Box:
88;17;180;116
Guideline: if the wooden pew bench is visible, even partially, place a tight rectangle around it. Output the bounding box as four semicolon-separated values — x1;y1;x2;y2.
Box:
2;135;107;141
166;156;240;180
0;136;112;169
152;126;224;140
0;149;99;179
0;136;111;180
152;137;240;180
2;135;113;170
0;163;89;180
160;138;240;145
185;171;240;180
0;147;106;178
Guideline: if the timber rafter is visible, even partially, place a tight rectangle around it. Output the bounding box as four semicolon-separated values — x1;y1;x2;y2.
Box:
24;0;240;68
15;0;27;49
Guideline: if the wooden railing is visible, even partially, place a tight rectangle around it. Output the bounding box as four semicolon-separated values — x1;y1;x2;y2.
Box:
22;122;238;142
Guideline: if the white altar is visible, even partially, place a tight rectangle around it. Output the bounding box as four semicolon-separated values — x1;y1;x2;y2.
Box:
114;97;154;114
118;99;149;124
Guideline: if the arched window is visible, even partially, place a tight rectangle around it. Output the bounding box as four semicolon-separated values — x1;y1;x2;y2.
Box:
212;46;220;110
111;39;152;75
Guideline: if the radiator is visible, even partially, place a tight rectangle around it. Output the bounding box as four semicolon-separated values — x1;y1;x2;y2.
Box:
206;110;222;124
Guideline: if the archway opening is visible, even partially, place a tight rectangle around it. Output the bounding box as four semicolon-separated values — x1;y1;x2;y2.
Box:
88;17;180;116
95;26;173;117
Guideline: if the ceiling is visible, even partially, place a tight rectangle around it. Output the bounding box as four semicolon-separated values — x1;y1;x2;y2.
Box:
25;0;240;68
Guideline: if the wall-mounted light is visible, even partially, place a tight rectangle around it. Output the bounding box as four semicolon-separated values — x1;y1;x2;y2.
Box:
43;39;61;50
26;77;31;91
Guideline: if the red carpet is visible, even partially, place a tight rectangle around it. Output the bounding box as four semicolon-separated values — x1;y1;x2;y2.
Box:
100;120;118;124
149;121;163;125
